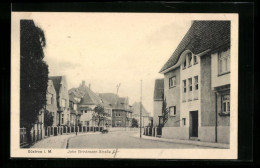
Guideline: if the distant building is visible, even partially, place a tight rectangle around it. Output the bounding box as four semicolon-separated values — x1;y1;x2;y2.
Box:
69;94;81;127
132;102;151;127
49;76;70;126
98;93;133;127
153;79;164;127
69;81;112;127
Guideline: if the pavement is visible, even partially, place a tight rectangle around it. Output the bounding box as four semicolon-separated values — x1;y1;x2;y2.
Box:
131;133;230;149
30;132;101;149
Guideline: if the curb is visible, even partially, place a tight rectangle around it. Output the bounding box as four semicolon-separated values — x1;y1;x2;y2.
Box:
65;132;102;149
131;133;229;149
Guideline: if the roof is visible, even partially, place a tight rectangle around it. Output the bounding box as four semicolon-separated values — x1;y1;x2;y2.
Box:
154;79;164;100
132;102;150;116
98;93;132;112
80;87;102;105
69;94;77;104
159;21;230;73
98;93;119;106
49;76;62;94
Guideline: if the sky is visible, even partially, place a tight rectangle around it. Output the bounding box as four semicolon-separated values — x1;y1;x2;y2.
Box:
27;13;192;115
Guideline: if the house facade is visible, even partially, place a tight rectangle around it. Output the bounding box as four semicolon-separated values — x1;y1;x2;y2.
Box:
49;76;70;126
46;80;58;126
159;21;230;144
112;97;133;127
69;94;81;127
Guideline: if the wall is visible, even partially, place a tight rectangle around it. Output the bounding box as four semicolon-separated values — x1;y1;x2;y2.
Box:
200;54;216;127
180;52;201;134
162;127;189;140
80;109;95;126
164;67;180;127
153;100;162;127
211;51;230;89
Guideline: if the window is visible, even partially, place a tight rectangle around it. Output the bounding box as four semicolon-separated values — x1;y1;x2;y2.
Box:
81;110;83;113
182;118;186;126
183;80;187;102
61;114;64;124
194;76;199;100
169;76;176;88
188;78;192;101
169;106;176;116
183;58;187;69
188;53;192;67
61;99;66;107
194;55;198;64
218;49;230;74
222;95;230;114
188;78;192;91
85;110;87;113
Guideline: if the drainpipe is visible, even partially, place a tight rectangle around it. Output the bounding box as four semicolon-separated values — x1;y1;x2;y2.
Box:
215;92;218;143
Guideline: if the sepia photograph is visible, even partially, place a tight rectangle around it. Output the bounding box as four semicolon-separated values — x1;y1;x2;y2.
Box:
11;12;238;159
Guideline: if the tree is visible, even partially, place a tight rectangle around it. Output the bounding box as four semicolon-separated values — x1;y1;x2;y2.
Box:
93;104;107;126
131;118;138;128
44;110;53;127
160;93;169;127
20;20;49;143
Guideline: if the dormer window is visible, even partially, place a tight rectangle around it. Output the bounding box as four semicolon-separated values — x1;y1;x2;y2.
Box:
194;55;198;64
188;53;192;67
183;58;187;69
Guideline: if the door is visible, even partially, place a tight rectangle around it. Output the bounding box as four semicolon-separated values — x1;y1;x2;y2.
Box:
189;111;198;137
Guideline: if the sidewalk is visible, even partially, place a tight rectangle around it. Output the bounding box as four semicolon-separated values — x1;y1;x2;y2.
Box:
131;133;229;149
31;132;101;149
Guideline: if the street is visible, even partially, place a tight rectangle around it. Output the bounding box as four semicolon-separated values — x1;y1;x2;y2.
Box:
68;131;209;149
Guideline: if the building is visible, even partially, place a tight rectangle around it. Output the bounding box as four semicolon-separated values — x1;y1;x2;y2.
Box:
159;21;230;143
132;102;151;127
45;80;58;126
153;79;164;127
69;94;81;127
49;76;70;126
98;93;133;127
69;81;112;127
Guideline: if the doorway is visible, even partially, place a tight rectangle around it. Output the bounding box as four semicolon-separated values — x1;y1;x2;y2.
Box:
189;111;198;138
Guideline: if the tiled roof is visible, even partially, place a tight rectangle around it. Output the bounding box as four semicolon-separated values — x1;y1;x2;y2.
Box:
49;76;62;94
98;93;131;112
80;87;102;105
159;21;230;73
132;102;150;116
69;84;102;106
153;78;164;100
98;93;119;106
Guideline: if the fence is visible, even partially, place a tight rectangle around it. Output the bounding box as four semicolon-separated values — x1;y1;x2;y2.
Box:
20;125;104;148
108;127;139;132
143;126;162;137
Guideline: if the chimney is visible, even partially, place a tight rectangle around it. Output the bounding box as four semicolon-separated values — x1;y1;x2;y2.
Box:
82;80;85;86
